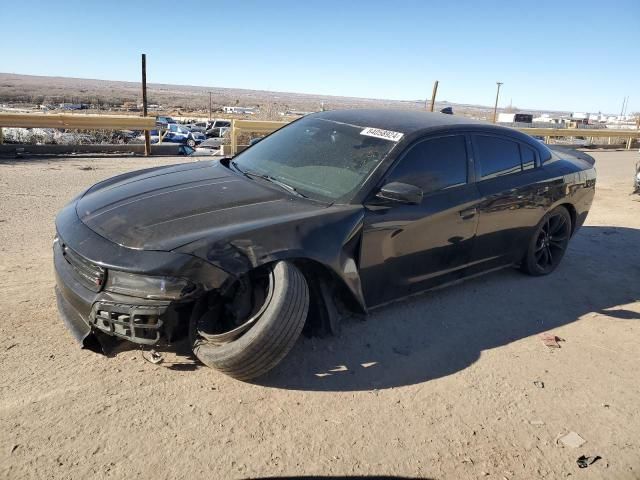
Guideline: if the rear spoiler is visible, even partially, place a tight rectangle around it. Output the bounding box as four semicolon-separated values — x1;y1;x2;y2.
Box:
547;145;596;166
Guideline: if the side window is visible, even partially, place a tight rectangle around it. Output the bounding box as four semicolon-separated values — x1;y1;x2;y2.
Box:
520;144;536;170
388;135;468;195
474;135;521;179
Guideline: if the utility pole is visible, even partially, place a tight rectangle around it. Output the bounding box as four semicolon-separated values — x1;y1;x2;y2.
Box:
493;82;503;123
209;92;212;121
141;53;151;156
623;96;629;116
429;80;439;112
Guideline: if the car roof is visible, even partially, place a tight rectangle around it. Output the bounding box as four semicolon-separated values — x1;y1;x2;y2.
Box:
309;108;548;154
310;109;482;134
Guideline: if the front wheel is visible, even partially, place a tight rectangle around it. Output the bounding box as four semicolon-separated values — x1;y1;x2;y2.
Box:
521;206;572;276
191;261;309;381
186;138;196;147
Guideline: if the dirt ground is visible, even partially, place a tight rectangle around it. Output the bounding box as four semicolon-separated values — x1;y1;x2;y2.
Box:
0;150;638;480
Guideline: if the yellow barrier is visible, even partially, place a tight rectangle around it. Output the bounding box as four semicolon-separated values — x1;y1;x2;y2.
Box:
515;127;639;149
3;113;636;150
228;119;639;153
0;113;156;130
230;119;289;154
515;127;638;138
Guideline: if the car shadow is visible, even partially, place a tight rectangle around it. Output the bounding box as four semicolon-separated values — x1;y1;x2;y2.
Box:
107;337;202;371
243;477;430;480
256;225;640;391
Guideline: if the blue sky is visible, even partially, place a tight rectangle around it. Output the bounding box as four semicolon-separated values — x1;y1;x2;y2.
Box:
2;0;638;113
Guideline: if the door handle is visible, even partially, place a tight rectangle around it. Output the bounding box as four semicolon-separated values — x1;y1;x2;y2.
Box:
459;207;477;220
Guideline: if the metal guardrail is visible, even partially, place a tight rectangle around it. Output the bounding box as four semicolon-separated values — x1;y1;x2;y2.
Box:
228;119;639;153
2;113;637;151
515;127;638;137
0;113;156;130
516;127;639;149
230;119;289;154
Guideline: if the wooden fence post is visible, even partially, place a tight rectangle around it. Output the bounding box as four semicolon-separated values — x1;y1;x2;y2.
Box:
231;119;237;155
141;53;151;156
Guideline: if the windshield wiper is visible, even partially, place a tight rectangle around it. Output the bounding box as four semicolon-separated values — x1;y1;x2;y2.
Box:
233;164;308;198
267;176;309;198
229;160;245;174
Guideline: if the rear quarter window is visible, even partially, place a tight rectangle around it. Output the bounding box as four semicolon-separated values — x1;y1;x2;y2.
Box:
520;144;536;170
474;135;522;179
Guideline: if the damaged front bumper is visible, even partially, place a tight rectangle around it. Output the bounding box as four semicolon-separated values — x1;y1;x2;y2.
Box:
53;203;229;354
55;239;179;352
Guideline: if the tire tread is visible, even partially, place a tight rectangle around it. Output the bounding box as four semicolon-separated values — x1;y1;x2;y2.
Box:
193;261;309;380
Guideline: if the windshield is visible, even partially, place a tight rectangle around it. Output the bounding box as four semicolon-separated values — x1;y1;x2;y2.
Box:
230;117;399;202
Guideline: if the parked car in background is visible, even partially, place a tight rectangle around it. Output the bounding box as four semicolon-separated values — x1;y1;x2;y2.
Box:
54;109;595;381
205;119;231;138
187;121;208;133
193;137;225;155
156;116;177;127
152;124;206;147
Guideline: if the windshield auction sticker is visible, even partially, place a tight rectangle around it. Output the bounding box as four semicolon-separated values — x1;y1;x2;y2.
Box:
360;127;404;142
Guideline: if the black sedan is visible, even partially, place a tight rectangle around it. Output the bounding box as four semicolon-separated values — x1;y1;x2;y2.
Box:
54;109;596;380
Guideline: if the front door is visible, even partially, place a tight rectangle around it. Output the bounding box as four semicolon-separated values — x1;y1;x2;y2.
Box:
359;134;481;307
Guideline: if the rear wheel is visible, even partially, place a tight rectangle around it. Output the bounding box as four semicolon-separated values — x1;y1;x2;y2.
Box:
521;206;572;276
186;138;196;147
191;261;309;381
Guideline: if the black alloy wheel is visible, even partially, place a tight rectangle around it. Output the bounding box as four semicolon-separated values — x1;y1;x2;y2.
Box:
521;206;572;276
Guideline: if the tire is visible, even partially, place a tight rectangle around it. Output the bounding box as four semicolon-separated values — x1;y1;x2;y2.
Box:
192;261;309;380
186;138;196;147
521;206;572;276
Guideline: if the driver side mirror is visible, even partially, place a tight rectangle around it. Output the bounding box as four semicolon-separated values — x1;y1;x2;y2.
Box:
375;182;423;205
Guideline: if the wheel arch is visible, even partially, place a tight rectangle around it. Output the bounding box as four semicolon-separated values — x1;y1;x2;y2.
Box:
540;199;577;237
195;256;366;340
556;202;577;235
292;257;367;335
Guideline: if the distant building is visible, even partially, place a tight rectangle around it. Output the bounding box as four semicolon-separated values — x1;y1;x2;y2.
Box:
222;106;256;115
532;114;566;124
497;112;533;123
588;113;608;123
570;112;589;125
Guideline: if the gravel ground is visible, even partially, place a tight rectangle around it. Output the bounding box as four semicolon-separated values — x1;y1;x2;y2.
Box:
0;151;639;480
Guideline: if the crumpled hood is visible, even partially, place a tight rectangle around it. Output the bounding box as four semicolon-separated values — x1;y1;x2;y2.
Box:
76;161;326;251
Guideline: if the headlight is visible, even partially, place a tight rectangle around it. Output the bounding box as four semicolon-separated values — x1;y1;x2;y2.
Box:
104;271;196;300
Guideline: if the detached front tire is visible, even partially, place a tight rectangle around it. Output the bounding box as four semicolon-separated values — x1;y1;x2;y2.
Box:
192;261;309;381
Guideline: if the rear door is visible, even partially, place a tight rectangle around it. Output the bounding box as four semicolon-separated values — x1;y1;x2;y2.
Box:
359;133;481;306
469;133;544;270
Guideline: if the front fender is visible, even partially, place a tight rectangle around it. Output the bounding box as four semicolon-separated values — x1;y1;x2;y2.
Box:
175;205;368;312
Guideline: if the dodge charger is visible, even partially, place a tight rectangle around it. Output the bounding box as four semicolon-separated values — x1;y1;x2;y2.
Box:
54;109;596;380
